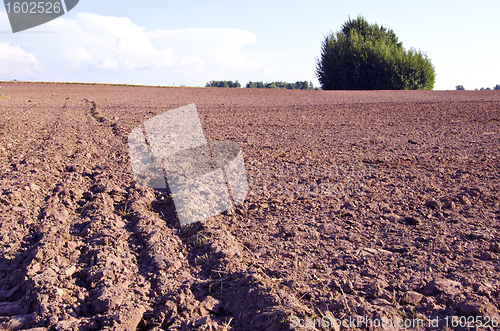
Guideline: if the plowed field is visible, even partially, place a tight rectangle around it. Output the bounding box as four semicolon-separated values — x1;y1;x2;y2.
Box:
0;83;499;330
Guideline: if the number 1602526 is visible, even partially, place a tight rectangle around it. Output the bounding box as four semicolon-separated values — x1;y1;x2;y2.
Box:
5;2;62;14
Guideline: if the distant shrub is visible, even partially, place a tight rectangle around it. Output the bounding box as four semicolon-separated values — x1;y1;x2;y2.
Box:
246;80;316;90
206;80;241;88
246;81;265;88
455;85;465;90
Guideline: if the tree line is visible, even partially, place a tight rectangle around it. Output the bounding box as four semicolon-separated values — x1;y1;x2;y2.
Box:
206;80;318;90
205;80;241;88
246;81;317;90
456;84;500;90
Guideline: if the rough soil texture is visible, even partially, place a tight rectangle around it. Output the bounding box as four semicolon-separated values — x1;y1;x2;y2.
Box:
0;82;499;331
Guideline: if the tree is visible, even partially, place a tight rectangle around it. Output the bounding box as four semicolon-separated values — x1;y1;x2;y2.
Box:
316;16;436;90
205;80;240;88
245;80;315;90
456;85;465;90
494;84;500;90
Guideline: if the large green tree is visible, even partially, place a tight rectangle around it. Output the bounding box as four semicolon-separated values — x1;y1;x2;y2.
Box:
316;16;436;90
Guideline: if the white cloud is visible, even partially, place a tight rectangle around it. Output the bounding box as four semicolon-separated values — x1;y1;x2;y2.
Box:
0;13;267;85
0;42;41;77
147;28;260;72
0;12;283;85
47;13;185;70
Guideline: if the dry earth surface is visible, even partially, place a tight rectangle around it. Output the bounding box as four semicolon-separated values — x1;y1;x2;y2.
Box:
0;82;499;331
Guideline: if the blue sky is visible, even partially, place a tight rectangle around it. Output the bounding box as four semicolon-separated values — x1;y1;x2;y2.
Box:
1;0;499;90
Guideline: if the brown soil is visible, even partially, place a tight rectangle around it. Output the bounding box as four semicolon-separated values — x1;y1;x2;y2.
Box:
0;82;499;331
